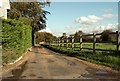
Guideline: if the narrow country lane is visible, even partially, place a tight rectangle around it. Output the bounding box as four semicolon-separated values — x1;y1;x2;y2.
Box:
2;45;120;80
19;46;89;79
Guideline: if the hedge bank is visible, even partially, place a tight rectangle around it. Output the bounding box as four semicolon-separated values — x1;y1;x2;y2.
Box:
2;18;32;63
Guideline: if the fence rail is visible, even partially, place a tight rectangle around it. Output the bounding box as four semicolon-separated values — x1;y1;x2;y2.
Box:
51;31;120;55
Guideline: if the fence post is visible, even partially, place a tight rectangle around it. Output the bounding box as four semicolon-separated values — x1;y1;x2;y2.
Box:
57;38;58;46
116;31;119;55
63;38;66;47
55;39;57;46
58;38;60;47
60;38;62;47
54;40;56;45
66;37;68;48
93;33;96;53
80;34;82;51
72;36;74;49
62;37;64;47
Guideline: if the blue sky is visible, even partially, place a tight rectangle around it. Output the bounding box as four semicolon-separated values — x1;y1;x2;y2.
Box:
42;2;118;36
50;0;119;2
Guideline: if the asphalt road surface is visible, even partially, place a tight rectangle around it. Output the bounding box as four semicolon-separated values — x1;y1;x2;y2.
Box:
2;45;120;80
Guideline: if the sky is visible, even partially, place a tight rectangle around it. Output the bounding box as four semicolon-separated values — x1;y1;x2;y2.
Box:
41;2;118;37
50;0;120;2
8;0;120;2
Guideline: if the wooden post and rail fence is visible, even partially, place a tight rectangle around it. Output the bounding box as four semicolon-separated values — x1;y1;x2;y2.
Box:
51;31;120;55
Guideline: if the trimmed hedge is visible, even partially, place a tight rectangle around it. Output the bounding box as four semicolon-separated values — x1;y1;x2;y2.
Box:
2;18;32;63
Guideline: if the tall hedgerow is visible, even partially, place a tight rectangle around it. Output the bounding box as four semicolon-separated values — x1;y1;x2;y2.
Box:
2;18;32;63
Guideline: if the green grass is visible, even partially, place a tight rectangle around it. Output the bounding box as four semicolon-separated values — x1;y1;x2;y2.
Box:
53;42;116;50
82;43;93;49
43;45;120;71
95;43;116;50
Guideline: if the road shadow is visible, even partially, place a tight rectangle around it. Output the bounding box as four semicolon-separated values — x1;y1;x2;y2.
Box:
80;67;120;80
2;61;28;80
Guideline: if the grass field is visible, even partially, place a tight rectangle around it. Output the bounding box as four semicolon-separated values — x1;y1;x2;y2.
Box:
53;42;116;51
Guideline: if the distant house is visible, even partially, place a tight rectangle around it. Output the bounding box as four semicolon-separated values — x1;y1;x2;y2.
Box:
0;0;10;19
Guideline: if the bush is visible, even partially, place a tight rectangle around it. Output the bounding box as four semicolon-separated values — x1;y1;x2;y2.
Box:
100;30;116;43
2;18;32;63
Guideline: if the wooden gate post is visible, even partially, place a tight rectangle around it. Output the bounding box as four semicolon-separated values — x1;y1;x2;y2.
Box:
57;38;59;46
62;37;64;47
55;39;57;46
60;38;62;47
93;33;96;53
116;31;119;55
58;38;60;47
80;34;82;51
54;40;56;46
66;37;68;48
72;36;74;49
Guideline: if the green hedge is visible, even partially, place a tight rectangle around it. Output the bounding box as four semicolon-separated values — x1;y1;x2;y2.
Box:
2;18;32;63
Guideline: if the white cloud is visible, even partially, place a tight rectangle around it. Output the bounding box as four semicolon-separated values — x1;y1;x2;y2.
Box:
65;25;73;29
65;25;78;35
52;31;63;37
75;15;102;25
78;27;92;34
102;14;115;19
78;23;118;34
38;28;52;34
95;23;118;32
102;14;118;19
102;9;112;13
55;23;118;37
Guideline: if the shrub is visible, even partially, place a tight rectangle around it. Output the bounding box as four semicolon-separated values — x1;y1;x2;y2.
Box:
100;30;116;43
2;18;32;63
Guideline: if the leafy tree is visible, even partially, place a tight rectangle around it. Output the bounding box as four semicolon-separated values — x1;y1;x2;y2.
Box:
74;31;83;42
8;1;50;46
82;36;93;42
100;29;116;43
35;32;55;44
60;33;67;43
